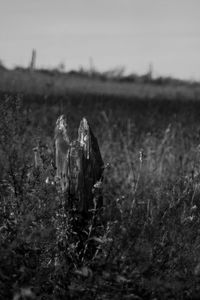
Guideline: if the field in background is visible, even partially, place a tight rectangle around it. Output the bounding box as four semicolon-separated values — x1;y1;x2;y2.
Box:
1;68;200;299
1;66;200;100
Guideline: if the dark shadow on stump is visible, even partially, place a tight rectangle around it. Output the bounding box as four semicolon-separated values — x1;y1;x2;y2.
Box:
54;115;104;259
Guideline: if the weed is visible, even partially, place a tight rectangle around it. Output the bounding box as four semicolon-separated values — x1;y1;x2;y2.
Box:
1;93;200;299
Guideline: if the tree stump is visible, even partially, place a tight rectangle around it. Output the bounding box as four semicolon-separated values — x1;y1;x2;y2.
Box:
54;115;104;215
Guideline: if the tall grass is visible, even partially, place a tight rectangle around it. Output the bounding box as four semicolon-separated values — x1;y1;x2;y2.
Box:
1;94;200;299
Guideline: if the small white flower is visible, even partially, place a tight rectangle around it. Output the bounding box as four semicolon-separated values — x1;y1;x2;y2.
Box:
93;180;102;189
191;205;197;212
45;177;50;184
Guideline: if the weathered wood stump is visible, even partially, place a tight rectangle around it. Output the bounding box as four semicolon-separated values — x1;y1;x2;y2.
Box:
54;115;104;215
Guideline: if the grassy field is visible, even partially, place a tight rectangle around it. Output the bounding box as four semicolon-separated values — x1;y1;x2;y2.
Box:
1;66;200;100
1;69;200;299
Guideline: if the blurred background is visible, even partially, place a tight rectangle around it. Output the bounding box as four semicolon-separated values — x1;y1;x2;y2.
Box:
0;0;200;80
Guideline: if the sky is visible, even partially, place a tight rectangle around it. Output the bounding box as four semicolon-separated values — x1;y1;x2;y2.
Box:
0;0;200;80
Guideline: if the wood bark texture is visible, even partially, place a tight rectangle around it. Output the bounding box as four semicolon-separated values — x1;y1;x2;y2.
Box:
54;115;104;214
